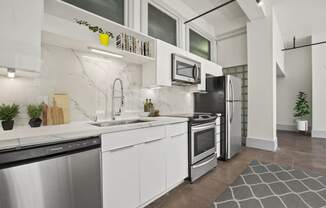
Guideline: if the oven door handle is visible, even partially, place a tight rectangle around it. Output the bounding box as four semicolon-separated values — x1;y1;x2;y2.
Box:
192;156;216;169
192;123;215;131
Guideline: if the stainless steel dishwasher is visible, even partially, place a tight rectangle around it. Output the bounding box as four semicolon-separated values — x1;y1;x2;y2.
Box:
0;137;101;208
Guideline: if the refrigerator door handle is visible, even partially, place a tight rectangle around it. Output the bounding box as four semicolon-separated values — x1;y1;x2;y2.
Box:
229;79;234;123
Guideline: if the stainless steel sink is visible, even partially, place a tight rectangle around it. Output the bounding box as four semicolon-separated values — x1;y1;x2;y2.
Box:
91;119;151;127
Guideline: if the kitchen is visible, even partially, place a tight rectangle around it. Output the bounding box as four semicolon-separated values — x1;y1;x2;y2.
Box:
2;0;326;208
0;0;236;207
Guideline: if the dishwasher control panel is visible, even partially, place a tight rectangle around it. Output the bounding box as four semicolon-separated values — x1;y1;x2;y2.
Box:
0;137;101;168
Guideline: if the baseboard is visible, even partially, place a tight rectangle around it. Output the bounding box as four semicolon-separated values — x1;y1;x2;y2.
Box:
311;130;326;139
246;137;278;152
277;124;296;132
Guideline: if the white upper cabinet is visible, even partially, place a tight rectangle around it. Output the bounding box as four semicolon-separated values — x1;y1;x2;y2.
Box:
0;0;43;71
143;39;222;90
197;58;223;91
142;39;185;87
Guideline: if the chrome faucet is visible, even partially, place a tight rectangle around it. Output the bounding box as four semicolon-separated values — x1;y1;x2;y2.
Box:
111;78;124;120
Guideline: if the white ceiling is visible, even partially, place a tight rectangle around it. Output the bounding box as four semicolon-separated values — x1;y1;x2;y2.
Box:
271;0;326;44
181;0;249;36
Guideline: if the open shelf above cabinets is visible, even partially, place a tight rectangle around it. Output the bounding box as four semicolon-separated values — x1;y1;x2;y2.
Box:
42;13;155;65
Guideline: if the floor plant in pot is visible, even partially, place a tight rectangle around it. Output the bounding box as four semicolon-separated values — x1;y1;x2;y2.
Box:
294;91;310;132
0;104;20;131
27;104;43;128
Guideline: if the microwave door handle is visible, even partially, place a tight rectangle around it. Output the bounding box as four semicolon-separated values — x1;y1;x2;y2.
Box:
197;66;200;82
193;65;198;81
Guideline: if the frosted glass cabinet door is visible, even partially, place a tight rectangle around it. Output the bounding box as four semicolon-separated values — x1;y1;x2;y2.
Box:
62;0;124;25
0;0;42;71
148;4;177;46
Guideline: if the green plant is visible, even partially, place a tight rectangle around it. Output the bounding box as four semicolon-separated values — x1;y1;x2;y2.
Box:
294;91;310;120
0;104;20;121
27;104;43;119
74;19;114;38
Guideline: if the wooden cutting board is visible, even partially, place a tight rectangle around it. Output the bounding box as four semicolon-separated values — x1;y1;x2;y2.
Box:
53;94;70;124
47;99;65;125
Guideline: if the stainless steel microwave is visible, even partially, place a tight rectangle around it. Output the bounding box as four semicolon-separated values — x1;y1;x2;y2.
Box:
172;54;201;84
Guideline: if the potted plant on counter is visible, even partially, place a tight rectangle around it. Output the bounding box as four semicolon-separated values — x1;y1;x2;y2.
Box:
0;104;19;131
27;104;43;128
74;19;114;46
294;91;310;132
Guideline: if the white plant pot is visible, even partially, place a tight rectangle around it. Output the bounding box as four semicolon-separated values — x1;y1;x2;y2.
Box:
296;120;308;132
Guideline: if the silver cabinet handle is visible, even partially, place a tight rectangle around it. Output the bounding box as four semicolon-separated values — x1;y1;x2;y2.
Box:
145;137;163;144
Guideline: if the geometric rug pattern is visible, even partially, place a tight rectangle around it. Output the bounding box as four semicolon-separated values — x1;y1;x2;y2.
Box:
214;160;326;208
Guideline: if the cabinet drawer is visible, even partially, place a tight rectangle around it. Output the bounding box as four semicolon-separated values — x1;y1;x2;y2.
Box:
101;126;165;152
167;122;187;137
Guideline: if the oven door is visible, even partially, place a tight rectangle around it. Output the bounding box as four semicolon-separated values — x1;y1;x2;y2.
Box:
191;122;216;164
172;54;201;84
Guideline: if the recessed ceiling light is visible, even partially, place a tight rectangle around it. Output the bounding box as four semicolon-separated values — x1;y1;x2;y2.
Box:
7;68;15;79
89;48;123;59
256;0;264;7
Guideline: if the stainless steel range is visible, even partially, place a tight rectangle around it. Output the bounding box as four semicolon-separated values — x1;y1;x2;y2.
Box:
169;113;217;182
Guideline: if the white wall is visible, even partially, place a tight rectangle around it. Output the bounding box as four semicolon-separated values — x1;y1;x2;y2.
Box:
272;10;285;76
311;33;326;138
246;17;278;151
277;47;312;131
217;33;248;68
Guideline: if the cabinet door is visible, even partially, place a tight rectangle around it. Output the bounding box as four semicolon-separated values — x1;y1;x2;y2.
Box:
0;0;42;71
140;138;166;204
102;145;140;208
167;133;188;189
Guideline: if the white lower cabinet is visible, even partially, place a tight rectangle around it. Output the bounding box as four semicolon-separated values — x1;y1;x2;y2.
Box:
140;139;166;204
102;145;140;208
101;122;188;208
167;133;188;189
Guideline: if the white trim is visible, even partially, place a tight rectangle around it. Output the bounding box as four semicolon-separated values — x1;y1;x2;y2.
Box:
186;24;215;61
311;130;326;138
140;0;182;47
124;0;129;26
215;27;247;41
246;137;278;152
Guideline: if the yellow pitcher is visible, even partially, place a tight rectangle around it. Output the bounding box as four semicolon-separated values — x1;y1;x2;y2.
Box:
99;33;110;46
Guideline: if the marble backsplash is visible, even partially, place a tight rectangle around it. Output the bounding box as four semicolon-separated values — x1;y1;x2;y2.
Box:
0;45;195;126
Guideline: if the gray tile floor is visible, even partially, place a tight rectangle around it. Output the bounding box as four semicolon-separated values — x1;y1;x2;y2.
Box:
214;160;326;208
147;131;326;208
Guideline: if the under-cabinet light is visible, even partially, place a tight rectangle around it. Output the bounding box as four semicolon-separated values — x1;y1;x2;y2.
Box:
7;68;15;79
89;48;123;59
81;55;112;63
149;86;162;90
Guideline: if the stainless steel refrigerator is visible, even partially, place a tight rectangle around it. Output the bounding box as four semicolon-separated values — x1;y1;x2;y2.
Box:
194;75;242;160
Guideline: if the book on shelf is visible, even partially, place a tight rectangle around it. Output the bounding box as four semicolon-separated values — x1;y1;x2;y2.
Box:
116;33;150;57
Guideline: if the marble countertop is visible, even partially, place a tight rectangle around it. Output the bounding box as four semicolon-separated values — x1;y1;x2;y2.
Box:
0;117;188;151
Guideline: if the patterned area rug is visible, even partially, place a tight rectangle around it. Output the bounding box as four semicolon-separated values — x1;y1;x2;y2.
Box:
214;160;326;208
